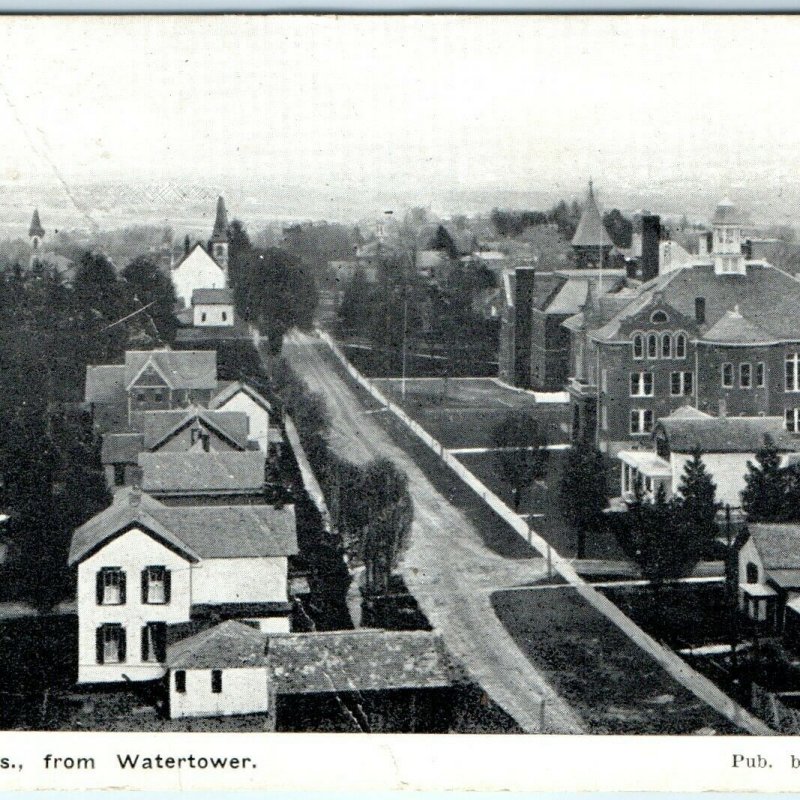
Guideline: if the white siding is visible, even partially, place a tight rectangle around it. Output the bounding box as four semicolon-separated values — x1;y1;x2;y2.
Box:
169;667;269;719
193;303;235;327
192;557;288;605
172;248;225;308
77;528;191;684
214;392;270;452
669;451;752;508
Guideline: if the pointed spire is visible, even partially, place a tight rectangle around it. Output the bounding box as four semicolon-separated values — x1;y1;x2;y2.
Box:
210;196;229;243
28;209;45;239
571;181;613;248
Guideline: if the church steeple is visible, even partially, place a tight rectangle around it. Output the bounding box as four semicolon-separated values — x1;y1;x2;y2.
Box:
209;196;229;273
571;180;613;269
28;209;44;250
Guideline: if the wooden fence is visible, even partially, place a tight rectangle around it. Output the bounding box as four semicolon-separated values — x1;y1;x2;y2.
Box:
318;329;773;736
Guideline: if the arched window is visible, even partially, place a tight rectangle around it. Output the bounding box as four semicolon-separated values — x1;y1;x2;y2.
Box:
632;333;644;360
651;310;668;324
746;562;759;584
661;333;672;359
675;332;687;359
647;333;658;359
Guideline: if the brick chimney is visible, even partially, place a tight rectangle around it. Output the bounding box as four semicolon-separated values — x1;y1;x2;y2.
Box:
641;215;661;281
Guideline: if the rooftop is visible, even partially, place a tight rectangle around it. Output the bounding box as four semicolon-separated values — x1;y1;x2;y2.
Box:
69;487;297;565
192;288;234;306
749;523;800;572
167;620;268;670
101;432;144;465
657;416;799;453
125;349;217;391
210;381;273;414
138;451;266;494
141;408;249;451
571;182;613;249
85;364;126;405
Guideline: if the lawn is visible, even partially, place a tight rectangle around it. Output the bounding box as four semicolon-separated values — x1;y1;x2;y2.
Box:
456;450;626;560
491;586;740;735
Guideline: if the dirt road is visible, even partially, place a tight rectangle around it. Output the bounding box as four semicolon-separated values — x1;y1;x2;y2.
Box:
283;330;585;733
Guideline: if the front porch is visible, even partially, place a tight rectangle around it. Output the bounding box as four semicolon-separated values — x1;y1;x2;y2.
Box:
615;449;672;506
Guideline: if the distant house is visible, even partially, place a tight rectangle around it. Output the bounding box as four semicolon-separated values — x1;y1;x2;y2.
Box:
617;410;799;507
174;287;257;347
735;523;800;642
190;288;235;328
138;451;267;505
69;487;297;684
209;381;273;454
171;243;227;310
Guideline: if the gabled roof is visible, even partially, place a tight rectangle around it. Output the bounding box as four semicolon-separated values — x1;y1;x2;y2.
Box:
172;241;224;273
749;524;800;571
209;381;273;414
167;620;268;669
138;451;266;494
702;307;773;345
28;209;44;239
665;405;711;420
101;432;144;465
657;416;799;453
571;182;613;248
125;349;217;391
85;364;126;404
69;487;297;565
142;408;248;451
192;288;234;306
267;630;458;694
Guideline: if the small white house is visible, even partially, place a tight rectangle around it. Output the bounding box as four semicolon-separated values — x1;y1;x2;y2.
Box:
210;382;273;453
167;620;270;720
617;410;799;508
191;288;235;327
69;488;297;684
172;243;227;309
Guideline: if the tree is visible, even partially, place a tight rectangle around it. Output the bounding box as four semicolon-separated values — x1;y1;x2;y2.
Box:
742;434;786;522
675;447;721;542
121;255;179;345
603;209;633;248
338;269;374;334
558;442;608;558
492;411;549;511
428;225;458;259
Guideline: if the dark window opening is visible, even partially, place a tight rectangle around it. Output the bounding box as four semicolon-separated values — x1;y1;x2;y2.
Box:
113;463;126;486
175;670;186;693
746;562;759;584
211;669;222;693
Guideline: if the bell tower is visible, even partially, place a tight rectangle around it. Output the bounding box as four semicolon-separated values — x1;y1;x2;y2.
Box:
711;197;745;276
209;196;229;278
28;209;45;266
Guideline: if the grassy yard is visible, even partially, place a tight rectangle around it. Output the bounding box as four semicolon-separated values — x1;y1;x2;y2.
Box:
491;586;740;735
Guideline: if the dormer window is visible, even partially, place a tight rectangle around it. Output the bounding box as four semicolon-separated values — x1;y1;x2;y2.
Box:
651;310;668;324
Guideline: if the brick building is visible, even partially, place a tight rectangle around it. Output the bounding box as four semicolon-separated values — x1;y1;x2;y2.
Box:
565;198;800;453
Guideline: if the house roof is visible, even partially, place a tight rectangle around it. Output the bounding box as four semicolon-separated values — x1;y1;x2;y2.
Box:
586;263;800;344
617;450;672;478
138;451;266;494
125;349;217;391
658;416;798;453
101;432;144;465
192;288;234;306
210;381;273;414
172;241;224;273
167;620;268;670
571;183;613;249
666;405;712;420
268;630;458;694
85;364;126;404
142;408;249;451
749;523;800;572
69;487;297;565
702;307;773;344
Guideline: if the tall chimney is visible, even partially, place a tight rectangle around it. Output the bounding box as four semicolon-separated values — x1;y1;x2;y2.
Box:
641;215;661;281
513;268;535;389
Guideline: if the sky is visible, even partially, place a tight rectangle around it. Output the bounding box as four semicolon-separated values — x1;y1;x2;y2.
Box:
1;15;800;218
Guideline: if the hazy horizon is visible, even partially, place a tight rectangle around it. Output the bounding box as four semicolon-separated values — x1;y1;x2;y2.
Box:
2;16;800;228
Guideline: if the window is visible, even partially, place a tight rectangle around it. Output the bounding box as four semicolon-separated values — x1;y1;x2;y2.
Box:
661;333;672;359
746;563;759;584
786;354;800;391
630;409;653;435
630;372;653;397
740;363;752;389
201;312;207;323
154;391;163;403
221;311;227;322
756;362;765;388
632;333;644;360
722;363;734;388
675;332;687;359
113;463;126;487
671;371;693;396
96;624;126;665
601;369;608;393
141;621;167;663
136;392;147;402
211;669;223;694
651;310;668;324
96;567;126;606
174;670;186;693
141;566;170;604
647;333;658;359
786;408;800;433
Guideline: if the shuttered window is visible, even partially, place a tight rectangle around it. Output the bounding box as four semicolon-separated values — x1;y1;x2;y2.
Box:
96;624;126;664
141;566;170;604
141;622;167;663
96;568;126;605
